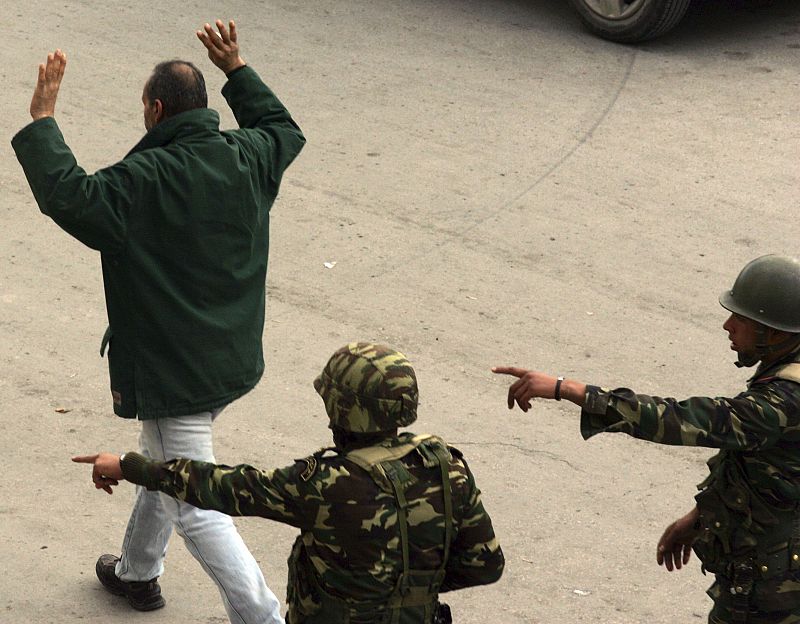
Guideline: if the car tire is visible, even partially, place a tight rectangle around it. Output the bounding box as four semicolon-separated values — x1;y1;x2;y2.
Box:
567;0;692;42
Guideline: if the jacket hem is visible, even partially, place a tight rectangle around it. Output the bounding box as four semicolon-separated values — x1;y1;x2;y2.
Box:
130;376;261;420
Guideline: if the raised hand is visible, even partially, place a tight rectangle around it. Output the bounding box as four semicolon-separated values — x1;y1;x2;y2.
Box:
72;453;124;495
30;49;67;121
197;19;246;74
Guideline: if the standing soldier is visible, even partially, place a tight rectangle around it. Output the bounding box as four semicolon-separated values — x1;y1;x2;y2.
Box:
75;342;505;623
494;255;800;624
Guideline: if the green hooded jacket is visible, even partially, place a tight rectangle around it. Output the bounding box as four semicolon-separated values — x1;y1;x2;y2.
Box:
12;65;305;418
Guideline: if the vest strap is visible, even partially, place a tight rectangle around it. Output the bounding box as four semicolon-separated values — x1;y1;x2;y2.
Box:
434;445;453;566
385;461;411;600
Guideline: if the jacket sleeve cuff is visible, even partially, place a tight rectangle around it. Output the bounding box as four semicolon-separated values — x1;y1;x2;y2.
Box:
582;385;610;414
222;64;257;95
225;65;248;79
11;116;60;148
121;451;159;489
579;386;622;440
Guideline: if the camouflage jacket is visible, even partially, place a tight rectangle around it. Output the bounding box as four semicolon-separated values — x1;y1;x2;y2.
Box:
121;432;504;622
581;351;800;577
580;352;800;506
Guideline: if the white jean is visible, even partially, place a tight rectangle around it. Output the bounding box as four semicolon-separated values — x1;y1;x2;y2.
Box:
114;408;284;624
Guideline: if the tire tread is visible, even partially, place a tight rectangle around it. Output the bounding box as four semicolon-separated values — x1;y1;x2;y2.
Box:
568;0;694;42
646;0;693;39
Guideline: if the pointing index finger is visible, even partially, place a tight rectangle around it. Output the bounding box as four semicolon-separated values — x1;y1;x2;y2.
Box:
492;366;526;378
72;455;98;464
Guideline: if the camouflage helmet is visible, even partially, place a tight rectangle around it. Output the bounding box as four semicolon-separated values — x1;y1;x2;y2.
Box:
719;254;800;333
314;342;418;433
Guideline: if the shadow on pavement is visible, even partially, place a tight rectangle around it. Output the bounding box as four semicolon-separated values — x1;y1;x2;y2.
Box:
664;0;800;48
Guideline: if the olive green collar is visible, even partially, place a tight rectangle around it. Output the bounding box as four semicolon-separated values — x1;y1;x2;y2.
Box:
125;108;221;157
750;342;800;385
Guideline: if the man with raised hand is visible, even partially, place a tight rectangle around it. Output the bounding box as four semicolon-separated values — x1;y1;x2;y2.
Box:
12;19;305;624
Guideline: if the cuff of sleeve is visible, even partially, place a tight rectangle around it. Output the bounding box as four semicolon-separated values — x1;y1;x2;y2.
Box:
11;116;60;149
120;451;156;488
225;64;248;79
580;386;625;441
582;385;610;415
222;64;256;96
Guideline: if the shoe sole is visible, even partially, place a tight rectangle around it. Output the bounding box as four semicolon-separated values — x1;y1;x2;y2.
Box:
126;595;166;612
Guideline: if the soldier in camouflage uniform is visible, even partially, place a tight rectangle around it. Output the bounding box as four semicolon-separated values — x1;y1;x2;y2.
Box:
494;255;800;624
75;342;505;623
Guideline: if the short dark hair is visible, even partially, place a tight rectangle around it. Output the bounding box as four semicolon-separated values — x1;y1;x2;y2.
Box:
145;60;208;118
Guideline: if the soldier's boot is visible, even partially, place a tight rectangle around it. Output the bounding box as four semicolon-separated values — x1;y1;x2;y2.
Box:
95;554;166;611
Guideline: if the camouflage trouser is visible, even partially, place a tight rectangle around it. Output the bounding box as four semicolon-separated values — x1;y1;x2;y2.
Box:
708;574;800;624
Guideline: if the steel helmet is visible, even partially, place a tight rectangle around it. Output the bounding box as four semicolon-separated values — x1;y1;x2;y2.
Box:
719;254;800;332
314;342;418;433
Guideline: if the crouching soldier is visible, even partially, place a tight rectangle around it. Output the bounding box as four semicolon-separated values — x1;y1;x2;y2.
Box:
75;342;504;623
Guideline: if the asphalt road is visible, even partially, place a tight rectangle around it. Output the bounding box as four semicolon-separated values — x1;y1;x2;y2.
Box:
2;1;800;622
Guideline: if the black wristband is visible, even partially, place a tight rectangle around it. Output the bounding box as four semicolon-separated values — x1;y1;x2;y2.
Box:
554;376;565;401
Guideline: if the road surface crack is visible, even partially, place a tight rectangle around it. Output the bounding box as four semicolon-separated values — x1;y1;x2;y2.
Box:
451;440;583;472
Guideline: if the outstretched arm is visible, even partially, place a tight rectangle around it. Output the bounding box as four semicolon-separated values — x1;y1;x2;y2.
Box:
492;366;797;450
73;452;306;528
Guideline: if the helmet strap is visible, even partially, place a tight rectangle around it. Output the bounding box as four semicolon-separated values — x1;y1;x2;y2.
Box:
758;332;800;357
734;327;800;368
735;351;760;368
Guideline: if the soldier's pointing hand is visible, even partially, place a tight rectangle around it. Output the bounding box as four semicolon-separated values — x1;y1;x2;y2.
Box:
72;453;124;495
492;367;587;411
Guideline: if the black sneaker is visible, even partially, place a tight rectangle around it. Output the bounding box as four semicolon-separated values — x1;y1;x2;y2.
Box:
95;554;166;611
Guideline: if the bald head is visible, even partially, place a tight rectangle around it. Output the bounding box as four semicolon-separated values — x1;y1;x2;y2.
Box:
143;60;207;126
